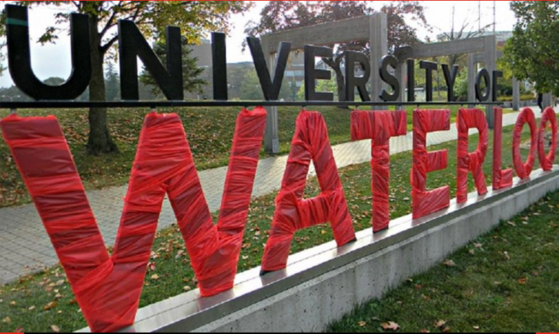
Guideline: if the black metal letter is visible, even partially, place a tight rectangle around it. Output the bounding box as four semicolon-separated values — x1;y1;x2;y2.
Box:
119;21;182;100
345;51;371;102
304;45;334;101
419;60;437;102
475;68;491;102
247;37;291;101
5;5;91;100
407;59;415;102
492;70;503;102
442;64;459;102
379;55;400;102
212;33;227;100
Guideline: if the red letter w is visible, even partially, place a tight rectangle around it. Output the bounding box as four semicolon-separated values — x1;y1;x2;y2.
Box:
0;108;266;332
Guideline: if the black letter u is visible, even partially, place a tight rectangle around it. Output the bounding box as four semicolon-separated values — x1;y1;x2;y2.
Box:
5;5;91;100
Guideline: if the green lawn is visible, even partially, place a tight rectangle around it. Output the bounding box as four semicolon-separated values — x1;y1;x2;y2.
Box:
0;105;517;208
0;121;543;333
327;189;559;333
0;106;352;207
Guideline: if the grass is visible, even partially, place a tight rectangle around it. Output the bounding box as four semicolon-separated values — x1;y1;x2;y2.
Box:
0;120;542;333
0;105;518;208
0;106;351;207
327;190;559;333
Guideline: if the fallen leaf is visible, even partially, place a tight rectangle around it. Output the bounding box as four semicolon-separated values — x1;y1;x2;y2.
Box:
443;259;456;267
434;320;446;328
518;277;527;285
506;221;516;227
503;251;510;260
51;325;60;333
381;321;400;331
473;325;480;330
415;284;422;290
358;321;367;327
183;286;191;291
421;329;430;333
29;305;36;311
473;243;482;248
151;274;159;281
469;249;475;255
10;301;16;306
174;253;183;260
443;326;451;333
2;317;11;323
44;301;58;311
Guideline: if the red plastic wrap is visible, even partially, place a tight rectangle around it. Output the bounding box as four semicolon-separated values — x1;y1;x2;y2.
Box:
0;107;267;332
411;109;450;219
456;108;488;203
538;107;557;171
512;107;537;179
492;107;513;190
350;109;407;232
261;110;356;272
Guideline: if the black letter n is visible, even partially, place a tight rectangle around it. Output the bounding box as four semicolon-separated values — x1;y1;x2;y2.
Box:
119;21;183;100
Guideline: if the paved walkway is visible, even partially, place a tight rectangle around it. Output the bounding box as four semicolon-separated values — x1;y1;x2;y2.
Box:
0;107;547;284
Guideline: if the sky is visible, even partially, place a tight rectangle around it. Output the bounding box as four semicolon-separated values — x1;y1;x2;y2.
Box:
0;1;517;88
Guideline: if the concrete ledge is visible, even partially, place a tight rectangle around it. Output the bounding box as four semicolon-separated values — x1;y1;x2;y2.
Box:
80;167;559;332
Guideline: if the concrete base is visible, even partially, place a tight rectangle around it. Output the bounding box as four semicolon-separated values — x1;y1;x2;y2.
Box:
79;167;559;333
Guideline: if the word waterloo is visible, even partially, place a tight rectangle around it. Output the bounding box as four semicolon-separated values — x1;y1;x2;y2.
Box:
1;5;558;333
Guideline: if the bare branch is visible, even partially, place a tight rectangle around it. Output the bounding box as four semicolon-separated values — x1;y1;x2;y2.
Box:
100;35;119;54
99;2;122;39
71;1;81;11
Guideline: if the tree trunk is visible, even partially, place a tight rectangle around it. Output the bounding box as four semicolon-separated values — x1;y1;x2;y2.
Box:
86;15;118;155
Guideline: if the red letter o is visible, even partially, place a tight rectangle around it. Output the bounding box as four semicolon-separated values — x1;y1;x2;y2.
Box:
512;108;537;179
538;107;557;171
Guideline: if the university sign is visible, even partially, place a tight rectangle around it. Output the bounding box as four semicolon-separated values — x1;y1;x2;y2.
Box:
0;5;557;333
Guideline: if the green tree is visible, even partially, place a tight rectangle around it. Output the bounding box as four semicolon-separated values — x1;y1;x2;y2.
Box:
245;1;428;101
240;69;262;100
501;1;559;95
227;62;253;99
0;84;31;101
43;77;65;86
105;61;119;102
10;1;251;155
140;39;206;99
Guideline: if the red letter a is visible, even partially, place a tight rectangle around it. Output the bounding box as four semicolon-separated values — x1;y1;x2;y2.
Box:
261;110;356;273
